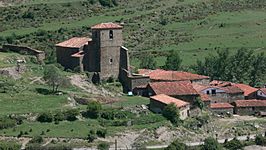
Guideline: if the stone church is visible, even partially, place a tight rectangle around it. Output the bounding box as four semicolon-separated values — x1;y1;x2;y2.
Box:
55;22;130;81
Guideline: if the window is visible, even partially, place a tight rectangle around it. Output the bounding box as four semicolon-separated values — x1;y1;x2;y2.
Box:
109;58;113;64
206;91;210;95
109;30;113;39
211;89;216;95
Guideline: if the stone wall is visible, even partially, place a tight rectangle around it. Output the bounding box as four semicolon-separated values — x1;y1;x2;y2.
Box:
234;106;266;115
56;46;81;70
192;78;210;85
208;93;244;103
210;108;234;115
2;44;45;63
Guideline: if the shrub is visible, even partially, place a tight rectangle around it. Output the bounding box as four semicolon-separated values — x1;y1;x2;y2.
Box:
37;113;53;123
0;117;17;129
255;134;266;146
162;103;181;125
202;137;222;150
87;130;97;142
54;112;65;122
29;136;44;144
166;140;186;150
97;142;110;150
86;101;102;119
64;109;79;121
224;137;243;150
96;128;107;138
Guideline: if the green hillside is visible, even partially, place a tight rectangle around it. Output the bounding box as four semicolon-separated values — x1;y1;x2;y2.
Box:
0;0;266;67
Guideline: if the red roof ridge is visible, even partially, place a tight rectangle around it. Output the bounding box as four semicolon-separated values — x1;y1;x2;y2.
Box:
151;94;189;108
233;83;258;96
56;37;91;48
91;22;123;29
210;103;234;109
234;99;266;107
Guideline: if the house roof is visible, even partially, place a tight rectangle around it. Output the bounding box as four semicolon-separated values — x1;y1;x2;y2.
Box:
210;103;234;109
151;94;189;108
91;22;123;30
199;93;210;102
148;81;199;96
56;37;91;48
234;100;266;107
192;83;243;94
259;88;266;94
138;69;209;81
233;83;258;96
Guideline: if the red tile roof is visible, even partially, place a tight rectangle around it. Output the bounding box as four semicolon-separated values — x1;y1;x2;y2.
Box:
151;94;189;108
149;81;199;96
199;93;210;102
234;99;266;107
56;37;91;48
192;83;243;94
138;69;209;81
91;22;123;29
259;88;266;94
233;83;258;96
210;103;234;109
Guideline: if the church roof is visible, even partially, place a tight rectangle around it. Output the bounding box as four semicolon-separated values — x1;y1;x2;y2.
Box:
56;37;91;48
91;22;123;30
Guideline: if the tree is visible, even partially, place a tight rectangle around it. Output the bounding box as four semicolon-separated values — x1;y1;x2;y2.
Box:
249;52;266;86
37;113;53;123
166;140;186;150
164;50;182;71
139;54;157;69
43;64;67;93
202;137;222;150
193;97;204;110
64;109;79;121
224;137;243;150
86;101;102;119
162;103;181;125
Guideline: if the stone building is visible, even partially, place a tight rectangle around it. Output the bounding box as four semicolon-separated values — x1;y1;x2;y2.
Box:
147;81;199;104
209;103;234;115
56;22;129;81
232;99;266;115
233;83;258;99
192;83;244;103
150;94;190;120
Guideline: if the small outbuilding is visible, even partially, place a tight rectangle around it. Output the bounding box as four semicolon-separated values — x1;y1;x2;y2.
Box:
209;103;234;115
150;94;190;120
232;99;266;115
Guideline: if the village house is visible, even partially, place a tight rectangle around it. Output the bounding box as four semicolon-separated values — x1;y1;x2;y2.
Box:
56;22;130;82
138;69;210;85
257;88;266;100
232;99;266;115
232;83;258;99
209;103;234;115
192;83;244;104
147;81;199;104
149;94;190;120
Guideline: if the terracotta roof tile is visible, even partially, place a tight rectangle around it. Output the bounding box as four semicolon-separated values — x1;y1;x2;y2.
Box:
192;83;243;94
234;99;266;107
149;81;199;96
56;37;91;48
210;103;234;109
138;69;209;81
233;83;258;96
199;93;210;102
151;94;189;108
91;22;123;29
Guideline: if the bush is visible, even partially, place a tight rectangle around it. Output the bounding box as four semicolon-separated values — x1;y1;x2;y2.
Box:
87;130;97;143
37;113;53;123
54;112;65;122
166;140;187;150
64;109;79;121
99;0;118;7
97;142;110;150
96;128;107;138
29;136;44;144
255;134;266;146
202;137;222;150
162;103;181;125
224;137;243;150
86;101;102;119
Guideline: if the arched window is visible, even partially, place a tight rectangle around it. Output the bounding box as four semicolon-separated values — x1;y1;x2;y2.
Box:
109;30;113;39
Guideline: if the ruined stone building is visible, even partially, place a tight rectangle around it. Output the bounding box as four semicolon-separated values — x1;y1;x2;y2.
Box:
56;23;129;81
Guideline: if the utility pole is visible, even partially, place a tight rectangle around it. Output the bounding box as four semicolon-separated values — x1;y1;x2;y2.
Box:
115;139;117;150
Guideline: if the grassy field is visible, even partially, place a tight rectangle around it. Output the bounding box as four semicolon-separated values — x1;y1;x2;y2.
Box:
1;0;265;67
